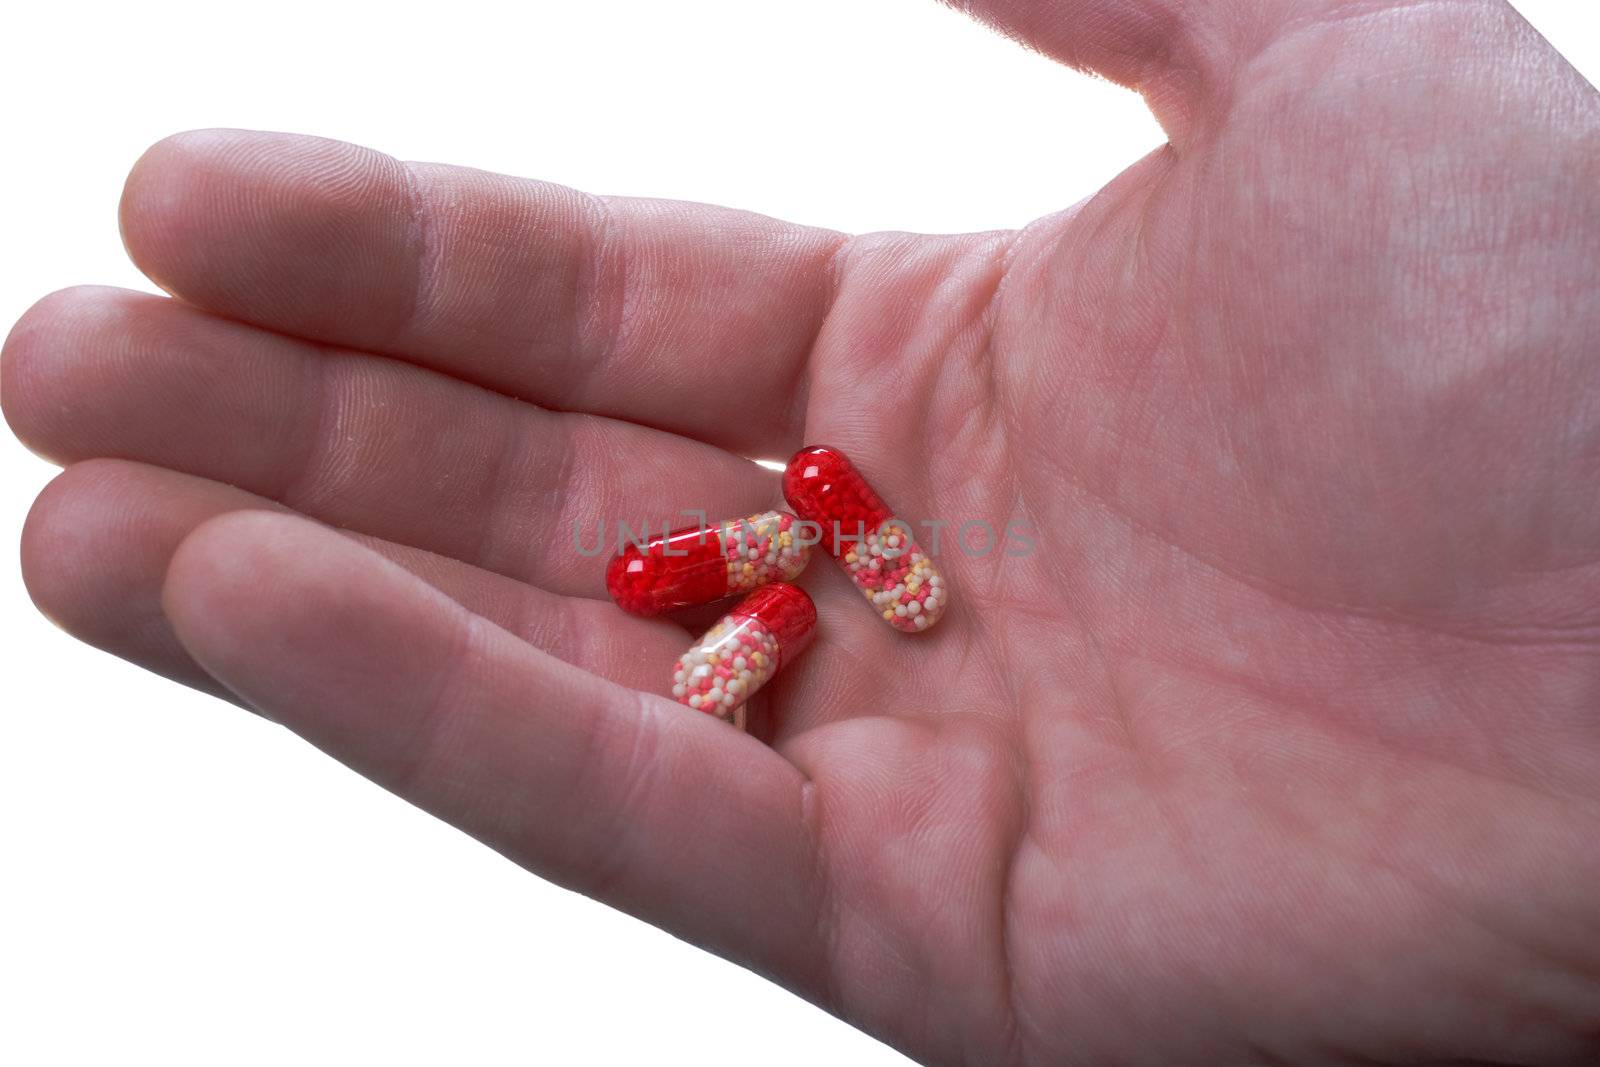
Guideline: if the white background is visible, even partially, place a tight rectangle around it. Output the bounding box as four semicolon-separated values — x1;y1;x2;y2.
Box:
2;2;1595;1063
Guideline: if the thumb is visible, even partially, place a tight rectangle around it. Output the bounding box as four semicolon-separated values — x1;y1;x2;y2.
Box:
160;510;829;994
947;0;1304;140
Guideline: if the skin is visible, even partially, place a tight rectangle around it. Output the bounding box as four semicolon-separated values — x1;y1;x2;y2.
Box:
4;0;1600;1062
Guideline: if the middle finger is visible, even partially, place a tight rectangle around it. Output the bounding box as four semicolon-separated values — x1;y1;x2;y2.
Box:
3;287;778;597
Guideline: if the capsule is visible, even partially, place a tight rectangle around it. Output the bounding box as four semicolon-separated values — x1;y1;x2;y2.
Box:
671;583;817;729
606;510;811;616
783;445;947;633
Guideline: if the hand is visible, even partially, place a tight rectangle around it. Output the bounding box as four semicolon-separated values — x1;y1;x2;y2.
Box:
6;1;1600;1062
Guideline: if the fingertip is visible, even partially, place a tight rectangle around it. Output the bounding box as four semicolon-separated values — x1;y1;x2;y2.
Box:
121;128;336;225
2;286;162;459
118;129;412;332
119;129;254;289
161;510;322;650
162;509;464;720
160;510;342;710
20;461;122;631
20;460;238;694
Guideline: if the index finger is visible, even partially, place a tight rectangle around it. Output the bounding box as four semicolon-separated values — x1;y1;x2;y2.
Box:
120;129;847;456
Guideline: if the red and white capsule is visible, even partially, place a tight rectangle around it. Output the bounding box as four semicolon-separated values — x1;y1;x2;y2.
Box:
606;510;811;616
671;583;817;729
783;445;947;633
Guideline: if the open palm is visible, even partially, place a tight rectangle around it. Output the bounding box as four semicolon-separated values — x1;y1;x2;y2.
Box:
7;0;1600;1062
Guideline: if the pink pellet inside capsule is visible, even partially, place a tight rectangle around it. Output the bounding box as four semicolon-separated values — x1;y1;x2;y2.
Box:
670;582;817;730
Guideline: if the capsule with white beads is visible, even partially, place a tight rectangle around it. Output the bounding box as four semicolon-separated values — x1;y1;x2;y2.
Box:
783;445;947;632
671;583;817;729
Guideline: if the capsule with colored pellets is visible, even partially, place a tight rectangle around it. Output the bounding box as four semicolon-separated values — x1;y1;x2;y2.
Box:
783;444;947;633
606;510;811;616
671;582;817;729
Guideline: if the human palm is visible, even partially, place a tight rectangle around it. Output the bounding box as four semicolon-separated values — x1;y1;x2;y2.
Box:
7;0;1600;1062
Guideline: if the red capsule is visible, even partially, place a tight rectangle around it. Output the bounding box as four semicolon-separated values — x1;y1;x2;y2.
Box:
783;445;947;633
606;510;812;616
671;583;817;729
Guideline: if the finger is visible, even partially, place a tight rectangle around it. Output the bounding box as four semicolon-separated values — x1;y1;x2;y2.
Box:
21;459;689;698
119;129;845;456
162;510;828;989
3;286;777;596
